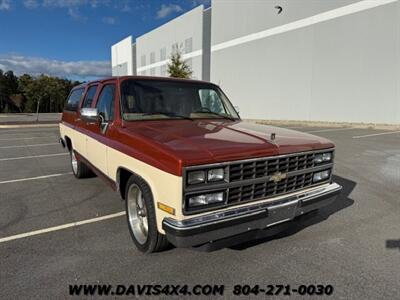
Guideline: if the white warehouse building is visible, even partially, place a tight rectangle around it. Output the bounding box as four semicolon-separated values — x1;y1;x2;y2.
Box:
111;0;400;124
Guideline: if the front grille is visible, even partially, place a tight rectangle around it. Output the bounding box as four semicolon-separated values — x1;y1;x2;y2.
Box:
229;153;315;182
183;150;334;215
228;172;314;204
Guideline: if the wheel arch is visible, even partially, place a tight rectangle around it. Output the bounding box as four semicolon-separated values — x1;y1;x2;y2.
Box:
64;135;72;152
116;167;156;202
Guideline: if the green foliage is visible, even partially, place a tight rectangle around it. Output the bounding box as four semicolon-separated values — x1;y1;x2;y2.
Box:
0;70;19;112
167;51;193;79
0;69;81;113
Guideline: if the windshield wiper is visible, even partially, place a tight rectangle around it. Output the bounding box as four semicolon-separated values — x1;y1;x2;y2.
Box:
143;112;193;120
192;111;236;121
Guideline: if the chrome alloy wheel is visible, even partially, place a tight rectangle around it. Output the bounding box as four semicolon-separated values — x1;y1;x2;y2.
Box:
71;151;78;175
127;184;148;245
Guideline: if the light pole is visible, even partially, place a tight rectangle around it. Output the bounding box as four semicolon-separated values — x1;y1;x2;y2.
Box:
36;98;40;122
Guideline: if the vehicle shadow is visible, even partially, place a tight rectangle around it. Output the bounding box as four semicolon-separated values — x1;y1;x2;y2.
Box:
194;175;356;252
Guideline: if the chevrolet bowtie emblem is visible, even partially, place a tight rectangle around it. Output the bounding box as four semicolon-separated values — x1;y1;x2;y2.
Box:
269;172;287;183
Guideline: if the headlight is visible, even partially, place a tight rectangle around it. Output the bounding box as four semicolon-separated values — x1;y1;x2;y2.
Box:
207;168;224;182
314;152;333;164
187;170;205;185
188;192;224;207
313;170;331;182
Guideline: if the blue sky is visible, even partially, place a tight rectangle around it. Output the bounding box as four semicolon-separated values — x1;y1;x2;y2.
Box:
0;0;210;80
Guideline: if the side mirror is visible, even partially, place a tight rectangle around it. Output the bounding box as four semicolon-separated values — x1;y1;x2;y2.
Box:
234;106;240;115
80;108;99;122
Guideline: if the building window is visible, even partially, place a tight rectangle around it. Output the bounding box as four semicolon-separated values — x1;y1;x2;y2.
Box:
160;65;167;77
150;68;155;76
150;52;155;64
160;47;166;61
141;55;146;67
185;38;192;54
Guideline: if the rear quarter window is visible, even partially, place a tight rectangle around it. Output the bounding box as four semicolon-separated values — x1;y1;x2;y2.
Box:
65;88;84;111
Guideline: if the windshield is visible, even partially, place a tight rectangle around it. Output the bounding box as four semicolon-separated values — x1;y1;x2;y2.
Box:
120;79;240;121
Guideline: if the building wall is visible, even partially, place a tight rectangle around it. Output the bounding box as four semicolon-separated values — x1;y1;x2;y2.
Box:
202;7;212;81
111;36;135;76
136;6;205;79
210;0;400;124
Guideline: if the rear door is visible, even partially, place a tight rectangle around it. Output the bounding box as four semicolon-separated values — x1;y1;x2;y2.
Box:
85;80;116;175
62;87;86;155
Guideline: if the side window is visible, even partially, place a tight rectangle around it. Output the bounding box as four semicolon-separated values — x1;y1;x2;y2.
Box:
82;85;98;108
96;84;115;122
65;88;84;111
198;89;226;114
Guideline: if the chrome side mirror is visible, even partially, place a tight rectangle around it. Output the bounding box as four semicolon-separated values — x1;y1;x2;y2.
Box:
80;108;99;122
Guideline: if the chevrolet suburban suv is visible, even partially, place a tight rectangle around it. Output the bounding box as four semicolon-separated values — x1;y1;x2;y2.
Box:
59;76;342;253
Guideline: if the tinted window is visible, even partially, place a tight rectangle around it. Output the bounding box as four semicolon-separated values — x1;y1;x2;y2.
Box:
120;80;239;121
82;85;98;108
198;89;226;114
96;84;115;122
65;88;84;111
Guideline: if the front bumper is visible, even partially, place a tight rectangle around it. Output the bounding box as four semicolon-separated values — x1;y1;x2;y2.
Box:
162;182;342;247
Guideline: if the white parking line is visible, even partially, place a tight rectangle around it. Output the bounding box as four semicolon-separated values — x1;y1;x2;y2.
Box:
352;131;400;139
0;153;68;161
284;126;306;130
0;143;59;149
0;211;125;243
0;136;58;141
0;172;72;184
305;128;355;133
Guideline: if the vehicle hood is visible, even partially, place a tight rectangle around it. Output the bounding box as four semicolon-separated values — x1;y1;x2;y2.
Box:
123;120;334;166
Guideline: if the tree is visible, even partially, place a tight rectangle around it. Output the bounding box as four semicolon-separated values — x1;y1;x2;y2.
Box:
0;70;20;112
18;74;80;113
167;51;193;79
0;69;82;113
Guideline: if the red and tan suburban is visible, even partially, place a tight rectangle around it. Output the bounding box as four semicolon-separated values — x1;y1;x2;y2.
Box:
59;76;342;253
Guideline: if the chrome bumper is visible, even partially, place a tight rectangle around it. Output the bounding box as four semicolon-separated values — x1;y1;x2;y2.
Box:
162;182;342;247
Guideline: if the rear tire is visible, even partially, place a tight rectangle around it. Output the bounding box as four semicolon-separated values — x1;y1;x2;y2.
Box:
70;148;93;179
125;174;169;253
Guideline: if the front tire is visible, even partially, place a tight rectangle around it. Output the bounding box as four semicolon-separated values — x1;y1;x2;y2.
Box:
70;148;92;179
125;174;169;253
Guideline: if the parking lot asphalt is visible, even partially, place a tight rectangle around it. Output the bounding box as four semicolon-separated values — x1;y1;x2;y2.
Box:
0;113;61;124
0;124;399;299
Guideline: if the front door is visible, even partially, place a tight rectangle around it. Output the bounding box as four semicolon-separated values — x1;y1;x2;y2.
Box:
86;82;116;176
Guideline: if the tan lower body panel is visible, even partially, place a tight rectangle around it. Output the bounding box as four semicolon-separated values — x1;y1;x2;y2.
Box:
59;123;183;233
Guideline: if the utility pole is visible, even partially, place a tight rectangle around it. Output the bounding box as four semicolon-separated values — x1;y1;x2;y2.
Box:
36;98;40;122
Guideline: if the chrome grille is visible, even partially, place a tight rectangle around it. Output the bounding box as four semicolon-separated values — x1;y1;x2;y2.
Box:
183;150;334;215
228;172;314;203
229;153;315;182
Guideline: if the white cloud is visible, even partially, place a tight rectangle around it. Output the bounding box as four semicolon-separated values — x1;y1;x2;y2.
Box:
39;0;111;20
0;55;111;79
102;16;116;25
156;3;182;19
24;0;39;9
67;7;86;20
42;0;110;8
0;0;11;10
42;0;86;8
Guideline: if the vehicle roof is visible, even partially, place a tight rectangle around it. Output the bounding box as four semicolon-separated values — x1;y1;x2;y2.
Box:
72;76;218;90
